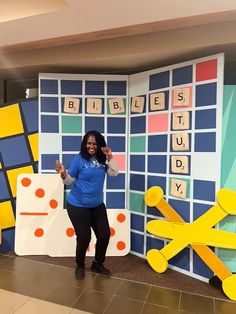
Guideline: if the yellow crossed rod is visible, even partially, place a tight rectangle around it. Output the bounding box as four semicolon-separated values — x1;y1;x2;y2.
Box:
144;186;236;301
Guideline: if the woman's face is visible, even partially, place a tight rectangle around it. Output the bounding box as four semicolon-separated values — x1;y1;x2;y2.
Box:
86;135;97;157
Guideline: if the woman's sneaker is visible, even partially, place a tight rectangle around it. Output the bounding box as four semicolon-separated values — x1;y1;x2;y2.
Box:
90;261;111;276
75;266;85;280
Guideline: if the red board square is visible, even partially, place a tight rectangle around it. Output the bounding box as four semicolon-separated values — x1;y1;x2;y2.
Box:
196;59;217;82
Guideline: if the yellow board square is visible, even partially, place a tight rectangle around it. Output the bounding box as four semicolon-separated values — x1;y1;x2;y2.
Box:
0;104;24;138
7;165;34;198
28;133;38;162
0;200;15;230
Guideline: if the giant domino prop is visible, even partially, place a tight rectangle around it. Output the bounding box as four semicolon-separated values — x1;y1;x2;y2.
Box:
145;186;236;300
15;174;130;257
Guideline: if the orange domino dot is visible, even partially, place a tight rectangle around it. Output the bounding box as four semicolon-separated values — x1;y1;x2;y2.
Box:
117;241;126;250
34;228;44;237
49;199;58;209
87;245;90;252
35;188;45;198
117;213;126;223
110;227;115;237
66;228;75;237
21;177;31;187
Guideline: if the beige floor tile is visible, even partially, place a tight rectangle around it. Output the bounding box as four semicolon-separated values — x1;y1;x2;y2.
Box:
0;288;30;313
13;298;72;314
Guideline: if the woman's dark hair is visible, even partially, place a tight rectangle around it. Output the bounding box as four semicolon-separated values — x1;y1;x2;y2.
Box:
80;130;107;164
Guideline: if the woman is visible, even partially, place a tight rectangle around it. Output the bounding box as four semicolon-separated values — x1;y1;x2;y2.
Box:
55;130;119;280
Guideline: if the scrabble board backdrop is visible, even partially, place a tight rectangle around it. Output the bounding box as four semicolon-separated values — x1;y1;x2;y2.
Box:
1;53;230;281
128;54;224;281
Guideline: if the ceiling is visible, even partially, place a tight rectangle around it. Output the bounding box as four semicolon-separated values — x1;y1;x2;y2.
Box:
0;0;236;80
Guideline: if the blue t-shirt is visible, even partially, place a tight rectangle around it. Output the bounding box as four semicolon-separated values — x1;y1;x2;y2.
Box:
66;154;107;208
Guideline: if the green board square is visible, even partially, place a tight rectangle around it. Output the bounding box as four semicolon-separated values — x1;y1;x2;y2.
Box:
129;192;145;213
130;136;146;152
62;116;82;133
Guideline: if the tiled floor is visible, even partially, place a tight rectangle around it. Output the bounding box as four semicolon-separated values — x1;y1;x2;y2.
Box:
0;254;236;313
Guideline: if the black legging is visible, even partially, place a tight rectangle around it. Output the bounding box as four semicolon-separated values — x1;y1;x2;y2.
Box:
67;202;110;267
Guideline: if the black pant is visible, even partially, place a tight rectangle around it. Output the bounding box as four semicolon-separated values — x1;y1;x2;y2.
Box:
67;202;110;267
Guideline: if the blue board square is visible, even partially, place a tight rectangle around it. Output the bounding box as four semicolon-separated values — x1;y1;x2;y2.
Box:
0;229;15;252
85;81;104;95
41;154;59;170
148;155;166;173
40;79;58;94
195;109;216;129
149;71;170;90
131;116;146;134
194;132;216;152
148;135;167;152
196;83;217;107
106;192;125;209
0;172;9;200
147;206;164;218
62;154;77;169
146;236;164;253
169;199;190;222
0;135;31;167
131;232;144;254
41;97;59;113
107;81;127;95
193;251;214;278
131;213;144;232
61;80;82;95
107;136;125;152
62;136;82;151
41;115;59;133
169;247;190;271
172;65;193;86
130;155;145;172
107;117;126;133
193;202;212;221
20;99;38;133
147;175;166;194
85;117;104;133
107;173;125;189
130;174;145;191
193;179;215;202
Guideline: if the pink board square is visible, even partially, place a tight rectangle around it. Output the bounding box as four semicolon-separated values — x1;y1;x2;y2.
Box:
196;59;217;81
148;113;169;133
113;154;126;171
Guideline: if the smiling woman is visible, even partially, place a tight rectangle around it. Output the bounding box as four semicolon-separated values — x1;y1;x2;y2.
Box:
55;130;119;280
